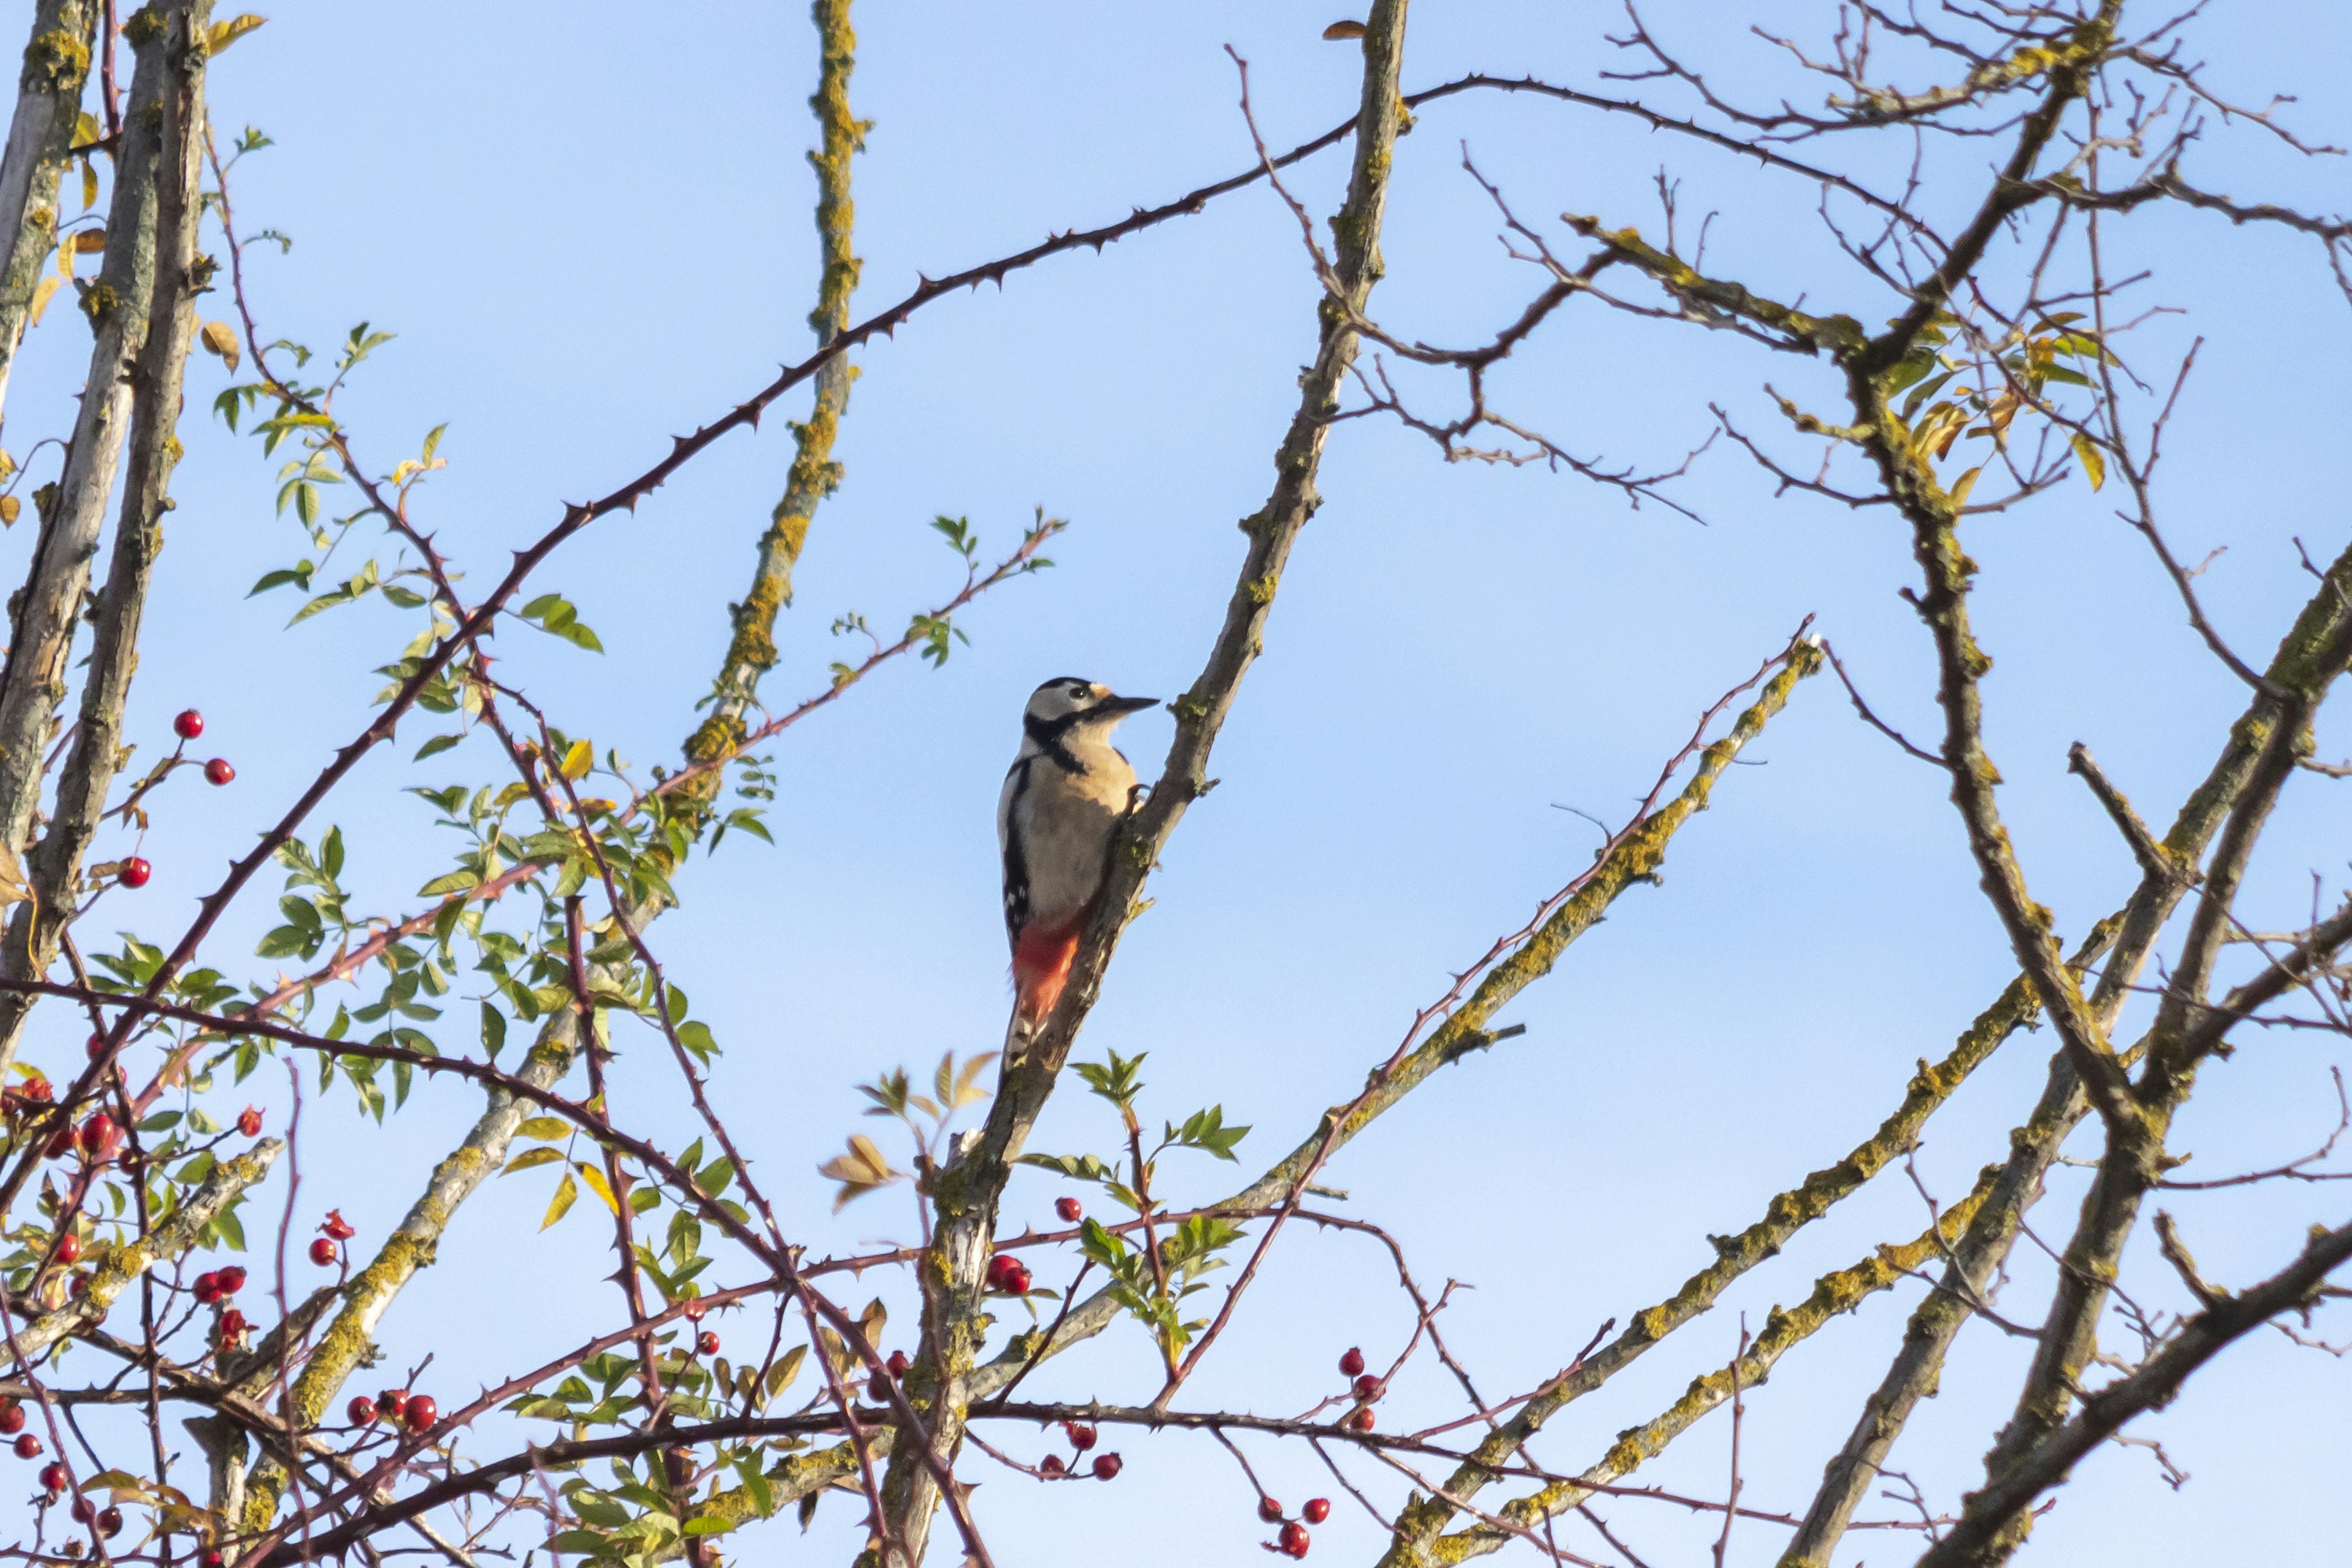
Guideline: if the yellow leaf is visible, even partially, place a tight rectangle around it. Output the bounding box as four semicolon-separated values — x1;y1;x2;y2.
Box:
1948;466;1983;510
0;496;18;529
0;840;27;904
514;1115;569;1142
79;157;96;211
28;276;59;326
766;1344;807;1398
207;13;266;53
540;1169;579;1229
2072;432;2106;491
501;1145;562;1175
73;112;98;147
199;319;241;371
817;1134;901;1210
559;739;593;781
1323;20;1367;38
574;1159;620;1215
73;228;107;253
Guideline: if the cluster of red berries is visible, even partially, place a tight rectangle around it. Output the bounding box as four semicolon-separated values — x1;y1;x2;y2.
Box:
46;1112;122;1163
1337;1345;1380;1433
174;709;236;786
107;712;240;893
191;1265;247;1304
984;1250;1032;1296
1035;1421;1121;1480
1254;1490;1333;1556
1;1396;44;1459
66;1495;125;1536
349;1386;439;1434
309;1207;356;1266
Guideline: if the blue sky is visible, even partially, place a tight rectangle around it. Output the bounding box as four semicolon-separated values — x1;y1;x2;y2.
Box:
6;2;2348;1561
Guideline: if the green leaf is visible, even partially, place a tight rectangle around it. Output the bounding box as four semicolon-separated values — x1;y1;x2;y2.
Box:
247;563;314;596
683;1519;734;1538
413;731;463;761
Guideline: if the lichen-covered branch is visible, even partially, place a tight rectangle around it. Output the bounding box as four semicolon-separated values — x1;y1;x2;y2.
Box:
1382;915;2069;1565
1431;1164;2002;1564
876;6;1416;1561
1783;533;2352;1567
1918;1210;2352;1568
683;0;864;781
0;1;176;1080
0;0;208;1077
8;1137;280;1358
0;0;99;422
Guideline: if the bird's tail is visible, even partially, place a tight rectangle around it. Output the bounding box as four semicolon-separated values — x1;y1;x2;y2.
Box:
1007;923;1081;1046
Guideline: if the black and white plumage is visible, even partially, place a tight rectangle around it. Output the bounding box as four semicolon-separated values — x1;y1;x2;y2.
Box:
998;676;1156;1029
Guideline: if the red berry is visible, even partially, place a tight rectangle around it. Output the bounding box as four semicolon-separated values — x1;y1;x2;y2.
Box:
1303;1498;1331;1524
174;709;204;739
85;1034;104;1058
1091;1453;1122;1480
44;1126;72;1159
310;1237;338;1266
55;1231;80;1264
0;1400;21;1434
14;1432;40;1458
218;1307;250;1343
119;857;151;888
202;1553;225;1568
39;1460;68;1493
404;1394;437;1431
1055;1196;1082;1223
985;1253;1031;1294
74;1114;118;1161
1345;1407;1375;1434
71;1496;96;1523
377;1389;408;1421
215;1266;247;1295
1338;1347;1365;1378
238;1106;263;1137
697;1331;720;1356
1258;1496;1285;1523
97;1505;123;1537
321;1209;357;1240
1280;1521;1311;1558
348;1396;378;1425
1063;1421;1096;1451
1353;1374;1382;1401
680;1296;707;1322
204;758;235;785
866;1371;890;1401
885;1349;910;1378
192;1271;222;1303
1040;1453;1066;1475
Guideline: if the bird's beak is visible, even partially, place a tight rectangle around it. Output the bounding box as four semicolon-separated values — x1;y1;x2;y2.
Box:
1100;694;1158;715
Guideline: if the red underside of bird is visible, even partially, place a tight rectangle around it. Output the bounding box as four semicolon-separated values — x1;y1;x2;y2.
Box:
1012;922;1082;1025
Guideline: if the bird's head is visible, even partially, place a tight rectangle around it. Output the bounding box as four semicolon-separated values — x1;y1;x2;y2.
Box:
1024;677;1157;729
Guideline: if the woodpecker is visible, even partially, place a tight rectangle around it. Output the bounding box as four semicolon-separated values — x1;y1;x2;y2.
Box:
999;677;1157;1033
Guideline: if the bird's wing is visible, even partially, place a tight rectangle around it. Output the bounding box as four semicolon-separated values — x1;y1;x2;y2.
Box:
999;757;1033;948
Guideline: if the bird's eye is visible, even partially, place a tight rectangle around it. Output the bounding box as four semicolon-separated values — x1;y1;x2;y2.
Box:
1070;683;1092;700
